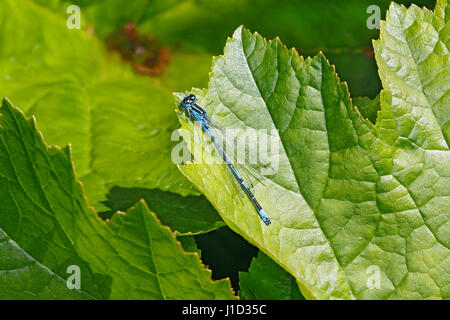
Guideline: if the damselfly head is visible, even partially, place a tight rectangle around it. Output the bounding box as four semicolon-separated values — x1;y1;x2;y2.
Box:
182;94;197;106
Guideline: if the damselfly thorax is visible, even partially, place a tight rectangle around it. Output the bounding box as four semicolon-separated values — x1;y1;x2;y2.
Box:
179;94;208;123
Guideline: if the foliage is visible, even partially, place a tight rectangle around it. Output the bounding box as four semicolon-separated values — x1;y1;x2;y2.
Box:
177;1;449;299
239;252;304;300
0;98;235;299
0;0;447;300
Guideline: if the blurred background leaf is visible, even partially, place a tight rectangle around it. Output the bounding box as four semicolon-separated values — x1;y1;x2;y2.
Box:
0;0;202;214
32;0;435;98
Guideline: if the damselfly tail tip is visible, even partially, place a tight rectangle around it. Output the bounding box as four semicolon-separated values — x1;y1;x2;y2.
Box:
259;209;271;225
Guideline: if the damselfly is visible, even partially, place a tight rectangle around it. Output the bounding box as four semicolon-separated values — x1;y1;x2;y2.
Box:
177;94;271;225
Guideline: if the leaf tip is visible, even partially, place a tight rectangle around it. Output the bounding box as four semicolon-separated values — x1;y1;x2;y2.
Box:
232;25;245;40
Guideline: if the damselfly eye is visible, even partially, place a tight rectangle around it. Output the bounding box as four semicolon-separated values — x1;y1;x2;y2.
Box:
188;94;197;102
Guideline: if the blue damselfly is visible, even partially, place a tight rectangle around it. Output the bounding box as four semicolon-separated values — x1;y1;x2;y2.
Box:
177;94;271;225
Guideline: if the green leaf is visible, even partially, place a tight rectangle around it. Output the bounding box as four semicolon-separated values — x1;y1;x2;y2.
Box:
34;0;380;50
353;94;381;124
176;2;449;299
101;187;225;235
159;52;213;92
0;228;93;299
81;0;386;98
37;0;183;38
129;0;434;97
239;252;304;300
177;235;202;257
0;0;200;213
0;98;236;299
374;0;449;148
33;0;432;99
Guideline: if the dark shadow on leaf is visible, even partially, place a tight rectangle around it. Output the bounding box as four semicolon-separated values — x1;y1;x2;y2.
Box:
195;227;258;293
100;187;225;235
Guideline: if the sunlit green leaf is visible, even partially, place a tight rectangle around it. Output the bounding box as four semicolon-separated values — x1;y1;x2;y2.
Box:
177;1;449;299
